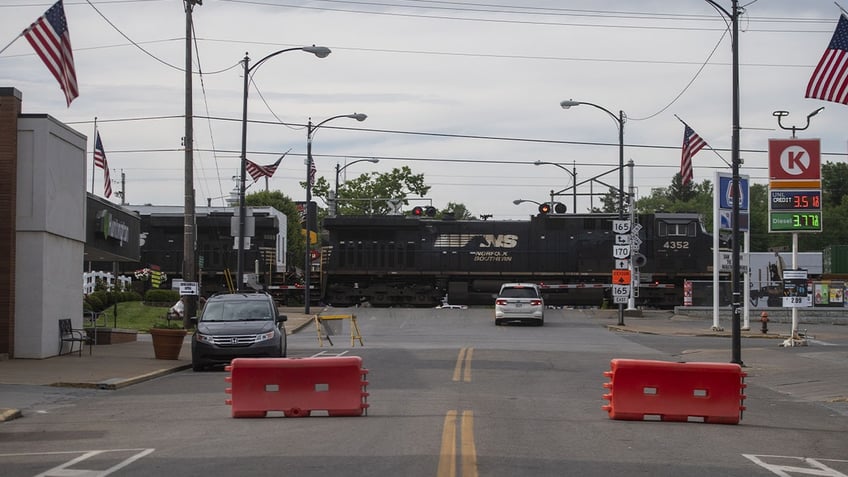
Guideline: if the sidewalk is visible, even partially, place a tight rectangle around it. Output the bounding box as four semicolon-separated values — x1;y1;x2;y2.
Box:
0;308;316;422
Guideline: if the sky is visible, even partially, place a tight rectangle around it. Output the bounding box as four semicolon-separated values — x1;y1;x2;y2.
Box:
1;0;847;220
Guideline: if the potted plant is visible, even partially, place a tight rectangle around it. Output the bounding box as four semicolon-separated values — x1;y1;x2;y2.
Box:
149;320;187;360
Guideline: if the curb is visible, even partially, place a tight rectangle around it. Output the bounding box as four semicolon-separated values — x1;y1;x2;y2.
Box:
606;324;786;339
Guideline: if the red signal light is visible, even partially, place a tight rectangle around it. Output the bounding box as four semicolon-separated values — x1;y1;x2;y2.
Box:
538;203;551;214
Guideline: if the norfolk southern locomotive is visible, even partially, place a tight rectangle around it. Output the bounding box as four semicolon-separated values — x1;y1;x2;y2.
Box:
320;212;728;308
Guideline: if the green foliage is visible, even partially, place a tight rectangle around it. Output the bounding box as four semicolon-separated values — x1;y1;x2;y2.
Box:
144;289;180;303
440;202;475;220
311;166;431;215
83;290;142;312
99;301;179;332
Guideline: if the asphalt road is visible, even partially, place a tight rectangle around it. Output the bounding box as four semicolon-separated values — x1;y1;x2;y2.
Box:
0;308;846;477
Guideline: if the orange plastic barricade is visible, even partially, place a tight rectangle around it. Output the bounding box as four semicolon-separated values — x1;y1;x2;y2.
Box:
602;359;747;424
225;356;369;418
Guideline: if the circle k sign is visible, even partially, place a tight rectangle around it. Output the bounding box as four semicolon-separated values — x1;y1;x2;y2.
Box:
768;139;821;181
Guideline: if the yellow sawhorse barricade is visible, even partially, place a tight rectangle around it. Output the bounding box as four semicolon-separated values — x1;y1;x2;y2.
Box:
314;314;364;347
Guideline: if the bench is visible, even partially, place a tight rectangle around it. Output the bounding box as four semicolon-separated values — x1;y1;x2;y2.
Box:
59;318;93;356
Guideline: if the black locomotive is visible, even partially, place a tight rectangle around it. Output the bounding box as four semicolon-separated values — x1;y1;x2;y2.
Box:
320;212;728;308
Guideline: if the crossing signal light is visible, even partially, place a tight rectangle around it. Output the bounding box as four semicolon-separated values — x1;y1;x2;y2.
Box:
412;206;437;217
538;202;566;215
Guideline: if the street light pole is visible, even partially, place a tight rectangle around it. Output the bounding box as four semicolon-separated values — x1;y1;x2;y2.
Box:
705;0;743;366
333;158;379;216
304;113;367;314
560;99;626;325
534;160;577;213
236;45;331;293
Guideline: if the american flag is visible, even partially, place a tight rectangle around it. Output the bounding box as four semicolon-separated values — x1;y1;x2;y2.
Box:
245;150;288;181
23;0;78;107
680;124;706;186
805;14;848;105
94;132;112;198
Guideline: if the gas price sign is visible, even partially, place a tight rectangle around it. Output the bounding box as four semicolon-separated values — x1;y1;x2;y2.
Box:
770;212;822;232
769;190;821;210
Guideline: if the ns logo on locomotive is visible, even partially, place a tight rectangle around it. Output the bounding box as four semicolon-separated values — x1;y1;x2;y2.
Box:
320;212;726;308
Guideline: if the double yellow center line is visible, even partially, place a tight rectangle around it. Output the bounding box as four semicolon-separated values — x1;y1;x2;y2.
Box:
453;347;473;382
437;410;478;477
438;348;478;476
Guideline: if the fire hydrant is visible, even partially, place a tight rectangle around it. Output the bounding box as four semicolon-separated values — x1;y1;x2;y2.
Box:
760;311;769;334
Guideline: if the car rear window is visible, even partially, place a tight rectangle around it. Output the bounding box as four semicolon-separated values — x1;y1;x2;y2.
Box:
499;287;539;298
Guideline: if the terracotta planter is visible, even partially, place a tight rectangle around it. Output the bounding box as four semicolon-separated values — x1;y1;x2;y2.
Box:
150;328;187;360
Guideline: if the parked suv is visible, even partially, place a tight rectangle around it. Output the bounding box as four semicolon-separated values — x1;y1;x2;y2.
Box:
191;292;287;371
494;283;544;326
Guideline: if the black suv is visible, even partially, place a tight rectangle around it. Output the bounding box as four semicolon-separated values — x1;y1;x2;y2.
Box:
191;292;287;371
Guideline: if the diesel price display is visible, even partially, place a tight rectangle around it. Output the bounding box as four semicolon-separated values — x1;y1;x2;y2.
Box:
770;190;821;210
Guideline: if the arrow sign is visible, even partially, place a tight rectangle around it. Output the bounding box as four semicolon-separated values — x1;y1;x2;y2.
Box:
615;234;631;245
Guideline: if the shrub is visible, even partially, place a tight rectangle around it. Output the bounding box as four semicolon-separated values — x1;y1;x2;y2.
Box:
144;289;180;304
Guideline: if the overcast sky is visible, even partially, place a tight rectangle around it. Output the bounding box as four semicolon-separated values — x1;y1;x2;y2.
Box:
2;0;847;219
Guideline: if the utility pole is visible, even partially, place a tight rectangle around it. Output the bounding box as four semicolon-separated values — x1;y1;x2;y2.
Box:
182;0;201;327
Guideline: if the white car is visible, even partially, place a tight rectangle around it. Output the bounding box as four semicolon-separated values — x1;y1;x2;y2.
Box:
494;283;545;326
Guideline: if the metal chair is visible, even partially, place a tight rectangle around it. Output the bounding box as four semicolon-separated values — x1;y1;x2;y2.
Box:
59;318;92;356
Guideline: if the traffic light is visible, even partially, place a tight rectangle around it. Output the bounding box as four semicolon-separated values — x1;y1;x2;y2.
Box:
538;202;566;215
412;206;437;217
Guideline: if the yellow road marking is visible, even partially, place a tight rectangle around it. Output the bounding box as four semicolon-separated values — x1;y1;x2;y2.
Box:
452;347;473;382
437;410;478;477
438;411;458;477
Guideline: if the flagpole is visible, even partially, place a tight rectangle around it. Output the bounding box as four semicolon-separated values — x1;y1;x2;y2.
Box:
674;114;731;168
91;117;97;194
0;33;23;56
835;2;848;16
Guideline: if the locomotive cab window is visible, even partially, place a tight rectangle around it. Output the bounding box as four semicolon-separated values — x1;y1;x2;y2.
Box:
658;221;696;237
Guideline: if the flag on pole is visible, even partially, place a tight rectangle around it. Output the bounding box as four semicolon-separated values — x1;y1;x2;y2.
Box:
245;150;289;181
94;132;112;198
680;124;707;186
23;0;78;107
805;14;848;105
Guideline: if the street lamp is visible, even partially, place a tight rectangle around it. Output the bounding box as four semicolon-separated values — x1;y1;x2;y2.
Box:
534;160;577;213
334;158;380;215
512;199;542;206
560;99;626;325
305;113;367;314
236;45;331;293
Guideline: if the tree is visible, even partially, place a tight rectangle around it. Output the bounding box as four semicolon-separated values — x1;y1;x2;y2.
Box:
440;202;475;220
311;166;431;215
822;161;848;207
245;190;306;273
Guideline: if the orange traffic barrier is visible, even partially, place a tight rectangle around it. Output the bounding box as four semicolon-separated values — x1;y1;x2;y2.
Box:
225;356;369;418
602;359;746;424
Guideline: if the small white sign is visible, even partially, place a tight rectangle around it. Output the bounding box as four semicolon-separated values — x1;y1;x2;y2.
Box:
615;259;630;269
631;235;643;247
179;281;199;296
632;223;643;233
613;296;629;304
612;220;631;234
612;284;630;297
615;234;631;245
612;245;630;259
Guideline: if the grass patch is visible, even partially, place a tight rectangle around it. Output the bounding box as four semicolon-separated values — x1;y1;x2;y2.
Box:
94;301;175;332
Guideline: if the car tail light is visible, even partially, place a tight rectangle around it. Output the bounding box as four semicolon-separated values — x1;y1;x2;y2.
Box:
495;299;508;305
530;299;542;306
